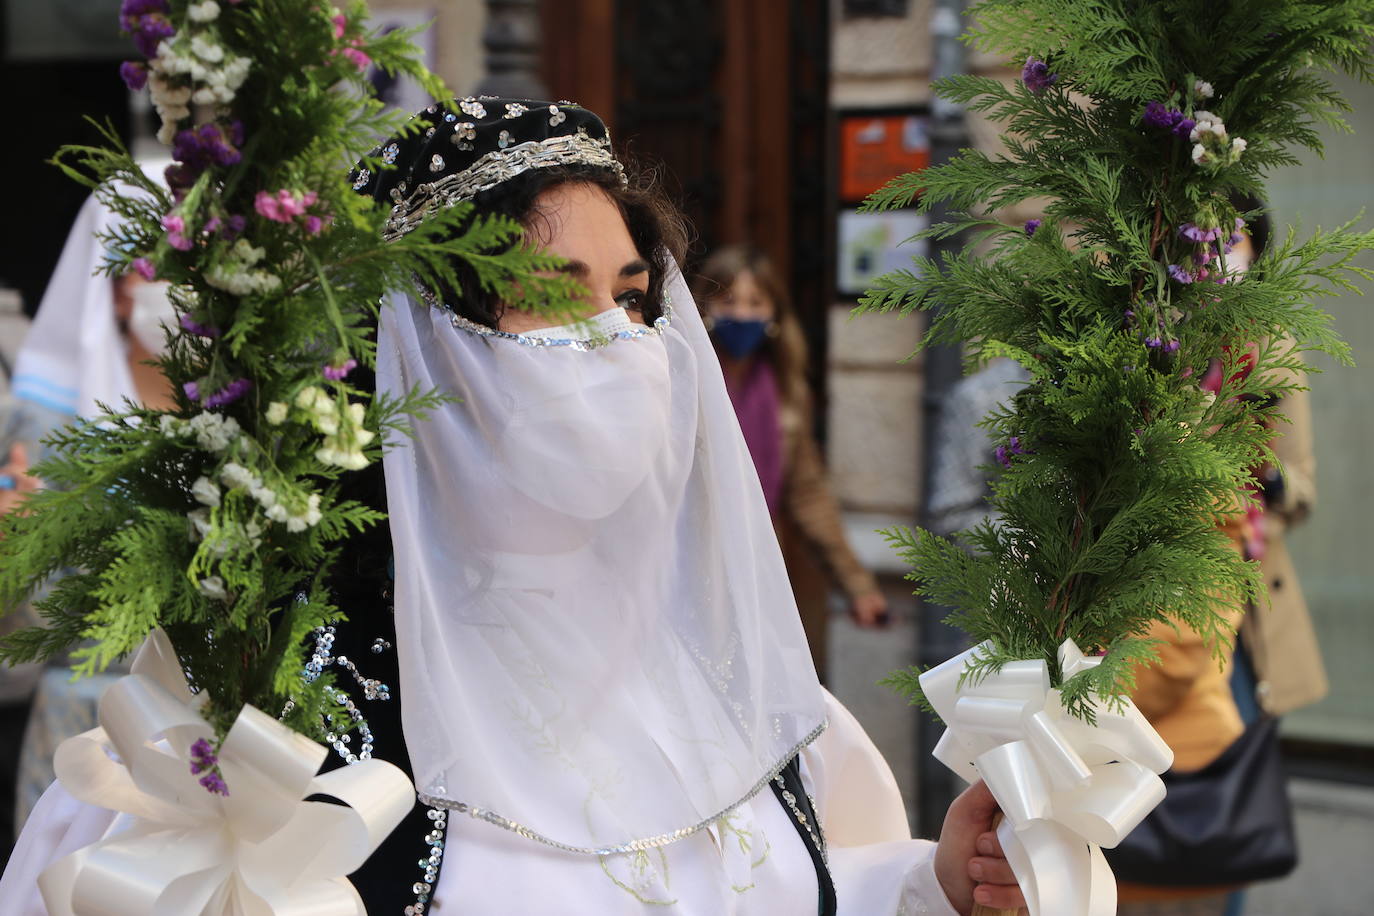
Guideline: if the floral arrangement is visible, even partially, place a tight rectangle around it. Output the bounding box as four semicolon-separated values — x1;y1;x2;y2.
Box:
861;0;1374;718
0;0;577;758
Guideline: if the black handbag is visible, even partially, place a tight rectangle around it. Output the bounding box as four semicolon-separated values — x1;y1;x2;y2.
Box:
1104;716;1298;886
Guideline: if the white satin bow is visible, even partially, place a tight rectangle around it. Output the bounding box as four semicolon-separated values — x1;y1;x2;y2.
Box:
920;639;1173;916
39;628;415;916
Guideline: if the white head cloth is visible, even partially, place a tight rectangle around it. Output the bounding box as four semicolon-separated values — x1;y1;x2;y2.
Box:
12;194;135;418
12;161;173;418
377;265;827;854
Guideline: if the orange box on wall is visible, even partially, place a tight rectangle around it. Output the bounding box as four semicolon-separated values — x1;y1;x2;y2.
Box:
838;112;930;203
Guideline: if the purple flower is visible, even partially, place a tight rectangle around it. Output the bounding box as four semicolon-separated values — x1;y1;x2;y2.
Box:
1172;117;1196;138
1163;339;1180;353
131;257;157;281
322;359;357;381
1024;218;1041;237
1142;101;1174;129
223;214;246;239
173;122;243;177
994;435;1028;469
119;60;148;91
189;738;216;774
1124;308;1135;319
183;381;200;401
189;738;227;794
205;378;253;408
1177;223;1222;244
1021;57;1058;94
1166;264;1194;284
120;0;168;20
1145;336;1163;348
130;14;175;57
199;771;230;796
180;314;221;338
164;162;195;192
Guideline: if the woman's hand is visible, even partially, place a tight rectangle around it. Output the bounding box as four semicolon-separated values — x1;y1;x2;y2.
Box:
934;780;1026;914
849;590;890;628
0;443;40;517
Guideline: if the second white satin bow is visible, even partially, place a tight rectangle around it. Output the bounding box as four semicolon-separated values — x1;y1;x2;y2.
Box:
920;639;1173;916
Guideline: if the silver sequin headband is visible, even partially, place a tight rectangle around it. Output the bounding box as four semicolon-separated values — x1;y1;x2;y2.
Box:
382;128;627;242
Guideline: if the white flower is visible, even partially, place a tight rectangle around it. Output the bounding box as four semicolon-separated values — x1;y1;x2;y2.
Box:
188;0;220;22
304;493;323;527
1230;137;1247;155
251;485;277;509
159;415;185;438
197;576;229;601
1194;79;1214;100
295;386;324;410
316;440;368;470
265;503;289;524
265;402;289;426
191;476;222;507
187;508;212;542
190;35;224;63
192;87;218;105
189;412;241;452
157;82;193;106
232;240;266;265
1191;143;1209;165
220;462;258;490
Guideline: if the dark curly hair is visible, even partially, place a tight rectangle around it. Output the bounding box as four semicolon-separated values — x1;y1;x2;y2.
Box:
431;161;690;329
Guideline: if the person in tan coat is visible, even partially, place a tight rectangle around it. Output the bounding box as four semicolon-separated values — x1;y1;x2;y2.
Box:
693;246;888;677
1118;212;1328;915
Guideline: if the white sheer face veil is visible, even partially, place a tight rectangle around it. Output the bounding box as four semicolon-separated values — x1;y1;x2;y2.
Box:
370;99;826;853
13;161;174;417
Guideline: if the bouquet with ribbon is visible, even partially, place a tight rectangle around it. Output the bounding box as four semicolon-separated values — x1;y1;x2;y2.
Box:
0;1;580;912
860;2;1374;913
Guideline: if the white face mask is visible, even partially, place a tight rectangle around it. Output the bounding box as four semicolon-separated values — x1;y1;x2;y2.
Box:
521;306;637;341
127;280;176;356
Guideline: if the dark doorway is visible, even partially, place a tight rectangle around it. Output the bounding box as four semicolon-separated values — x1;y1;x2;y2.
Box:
542;0;834;398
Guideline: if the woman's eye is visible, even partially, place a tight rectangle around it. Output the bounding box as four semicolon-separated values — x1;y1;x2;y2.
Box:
616;289;647;311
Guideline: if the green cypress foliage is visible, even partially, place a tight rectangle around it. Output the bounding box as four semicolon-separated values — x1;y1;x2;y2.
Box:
862;0;1374;720
0;1;580;739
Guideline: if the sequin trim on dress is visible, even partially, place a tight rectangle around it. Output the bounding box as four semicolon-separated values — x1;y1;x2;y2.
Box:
415;720;828;856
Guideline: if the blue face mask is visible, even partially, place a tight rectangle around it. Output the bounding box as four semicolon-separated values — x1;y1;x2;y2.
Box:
710;318;770;360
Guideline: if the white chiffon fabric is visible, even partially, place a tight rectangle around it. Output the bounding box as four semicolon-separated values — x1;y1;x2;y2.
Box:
11;162;171;419
10;194;136;418
377;265;827;853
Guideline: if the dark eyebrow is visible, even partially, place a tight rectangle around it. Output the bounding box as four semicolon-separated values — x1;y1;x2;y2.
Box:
554;258;650;279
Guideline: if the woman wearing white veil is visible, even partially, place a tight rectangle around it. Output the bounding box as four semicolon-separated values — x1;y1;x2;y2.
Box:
1;105;1024;914
1;168;179;846
353;100;1025;914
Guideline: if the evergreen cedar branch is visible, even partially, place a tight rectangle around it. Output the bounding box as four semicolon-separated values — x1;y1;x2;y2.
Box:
858;0;1374;722
0;0;583;741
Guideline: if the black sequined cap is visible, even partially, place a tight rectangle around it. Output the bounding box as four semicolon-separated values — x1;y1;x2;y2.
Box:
351;98;625;241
